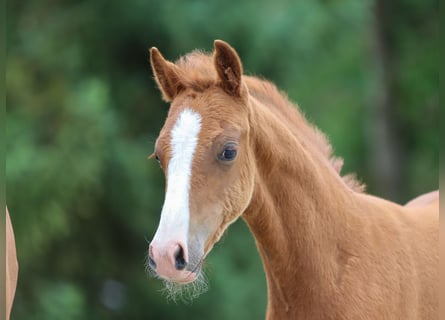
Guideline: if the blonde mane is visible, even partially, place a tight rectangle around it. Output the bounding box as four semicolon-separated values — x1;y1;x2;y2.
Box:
172;51;364;192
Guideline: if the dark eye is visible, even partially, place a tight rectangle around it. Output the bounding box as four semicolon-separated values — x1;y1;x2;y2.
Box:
218;144;238;162
151;152;162;168
156;154;164;168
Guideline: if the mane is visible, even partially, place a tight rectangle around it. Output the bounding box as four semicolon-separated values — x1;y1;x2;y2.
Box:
174;51;365;192
175;50;217;91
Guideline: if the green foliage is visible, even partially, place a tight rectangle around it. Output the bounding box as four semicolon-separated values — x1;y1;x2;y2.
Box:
6;0;437;319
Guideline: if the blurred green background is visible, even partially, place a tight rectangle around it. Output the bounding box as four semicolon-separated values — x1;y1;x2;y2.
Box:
6;0;438;319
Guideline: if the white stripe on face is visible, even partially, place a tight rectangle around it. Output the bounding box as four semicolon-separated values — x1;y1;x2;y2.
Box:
153;108;202;248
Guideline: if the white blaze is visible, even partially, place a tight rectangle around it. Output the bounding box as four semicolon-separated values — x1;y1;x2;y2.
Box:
153;108;202;247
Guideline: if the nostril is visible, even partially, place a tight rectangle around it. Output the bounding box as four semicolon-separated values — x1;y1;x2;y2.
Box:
148;256;157;269
174;245;187;271
148;246;157;269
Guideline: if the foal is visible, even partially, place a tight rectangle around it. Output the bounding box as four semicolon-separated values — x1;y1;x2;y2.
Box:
147;40;438;319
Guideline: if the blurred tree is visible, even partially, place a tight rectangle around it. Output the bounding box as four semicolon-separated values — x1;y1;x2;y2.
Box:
369;0;438;202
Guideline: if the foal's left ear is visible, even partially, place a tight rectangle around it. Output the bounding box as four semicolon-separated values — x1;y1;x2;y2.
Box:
213;40;244;97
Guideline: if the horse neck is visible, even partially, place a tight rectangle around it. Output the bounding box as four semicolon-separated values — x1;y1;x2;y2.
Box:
243;95;360;316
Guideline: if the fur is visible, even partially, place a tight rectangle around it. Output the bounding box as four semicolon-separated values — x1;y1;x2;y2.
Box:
149;40;438;319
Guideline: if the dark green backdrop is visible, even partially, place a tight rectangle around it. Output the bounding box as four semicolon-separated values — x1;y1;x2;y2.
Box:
6;0;438;319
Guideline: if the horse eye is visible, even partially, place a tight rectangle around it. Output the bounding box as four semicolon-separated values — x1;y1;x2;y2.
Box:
218;144;238;162
153;153;163;168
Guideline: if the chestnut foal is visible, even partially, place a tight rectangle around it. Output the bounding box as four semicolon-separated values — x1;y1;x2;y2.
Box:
147;40;438;319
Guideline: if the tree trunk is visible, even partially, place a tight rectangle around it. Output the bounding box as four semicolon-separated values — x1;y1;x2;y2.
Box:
368;0;404;202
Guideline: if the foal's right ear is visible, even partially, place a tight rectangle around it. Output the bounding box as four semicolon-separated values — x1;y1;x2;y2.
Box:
213;40;244;97
150;47;183;102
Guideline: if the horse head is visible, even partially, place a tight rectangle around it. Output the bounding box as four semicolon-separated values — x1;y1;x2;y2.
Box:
147;41;255;290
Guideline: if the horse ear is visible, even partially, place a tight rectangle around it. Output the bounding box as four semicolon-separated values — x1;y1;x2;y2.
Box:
213;40;244;96
150;47;183;102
